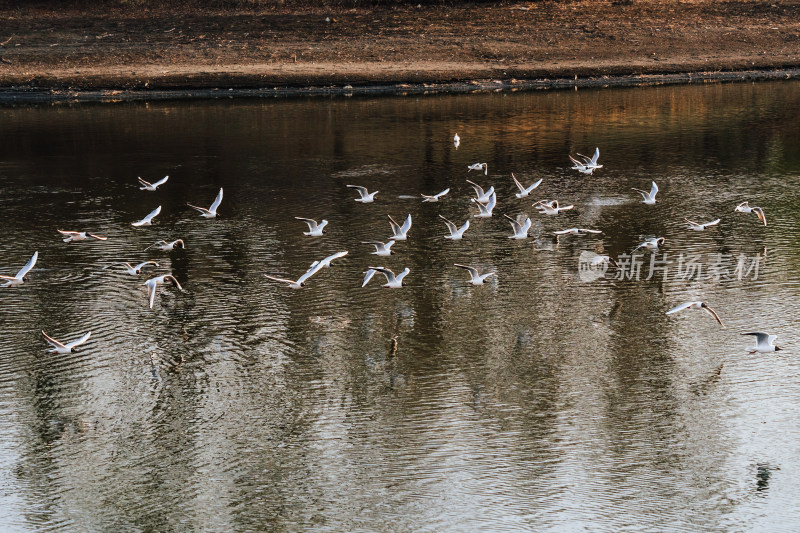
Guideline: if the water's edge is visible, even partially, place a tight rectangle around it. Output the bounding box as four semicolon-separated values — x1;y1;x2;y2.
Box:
2;68;799;105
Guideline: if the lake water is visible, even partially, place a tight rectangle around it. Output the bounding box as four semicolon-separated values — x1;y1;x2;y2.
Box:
1;81;800;531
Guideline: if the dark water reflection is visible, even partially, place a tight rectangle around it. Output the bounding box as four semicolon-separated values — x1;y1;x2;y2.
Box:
2;81;800;531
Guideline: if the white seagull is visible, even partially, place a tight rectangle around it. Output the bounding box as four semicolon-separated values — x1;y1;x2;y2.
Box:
309;251;349;269
512;173;542;198
57;230;108;243
120;260;159;275
187;187;223;218
633;181;659;205
568;155;595;175
666;301;725;327
296;217;328;236
421;188;450;202
363;240;396;256
685;218;721;231
347;185;378;203
1;251;38;287
577;147;602;170
41;330;92;354
138;175;169;191
472;191;497;218
453;133;460;149
742;332;782;353
364;266;409;288
534;200;574;215
388;214;412;241
633;237;665;252
468;162;488;175
735;202;767;226
454;264;495;285
144;274;184;308
440;215;470;240
553;227;602;235
264;262;325;289
504;214;531;239
144;239;185;251
132;205;162;227
466;179;495;204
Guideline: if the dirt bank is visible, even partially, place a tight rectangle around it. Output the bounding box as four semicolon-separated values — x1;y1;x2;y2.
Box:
2;0;800;101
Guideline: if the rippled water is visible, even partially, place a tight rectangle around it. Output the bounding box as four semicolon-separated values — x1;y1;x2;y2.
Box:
2;81;800;531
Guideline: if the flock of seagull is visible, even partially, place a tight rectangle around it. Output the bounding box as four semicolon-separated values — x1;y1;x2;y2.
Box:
1;134;782;355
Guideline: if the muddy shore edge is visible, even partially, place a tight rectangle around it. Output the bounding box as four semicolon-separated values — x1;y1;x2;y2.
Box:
2;68;799;105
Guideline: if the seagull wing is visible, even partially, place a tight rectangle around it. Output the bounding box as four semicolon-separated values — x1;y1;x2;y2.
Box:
295;217;319;231
553;228;576;235
57;230;80;236
387;214;401;234
511;173;525;193
704;219;721;227
65;332;92;350
753;207;767;226
649;181;659;200
591;147;600;165
362;268;378;287
743;332;770;345
264;275;297;286
321;251;348;265
346;185;369;197
454;264;479;279
436;188;450;198
580;228;602;234
702;305;725;327
666;302;695;315
41;330;67;351
504;214;521;232
439;215;457;234
138;177;153;188
465;179;485;197
486;192;497;212
186;203;211;215
369;266;396;283
297;261;326;284
147;281;157;308
400;214;412;234
153;175;169;187
209;188;223;213
15;251;38;279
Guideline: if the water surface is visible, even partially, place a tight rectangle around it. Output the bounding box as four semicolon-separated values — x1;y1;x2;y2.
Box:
1;82;800;531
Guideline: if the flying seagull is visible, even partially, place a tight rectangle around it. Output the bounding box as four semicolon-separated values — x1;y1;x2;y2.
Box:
187;188;223;218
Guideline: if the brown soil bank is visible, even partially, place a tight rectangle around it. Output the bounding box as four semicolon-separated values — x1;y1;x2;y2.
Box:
2;0;800;99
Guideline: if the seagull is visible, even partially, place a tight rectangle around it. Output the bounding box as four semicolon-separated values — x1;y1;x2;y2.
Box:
440;215;470;240
735;202;767;226
633;237;665;252
363;240;396;256
264;262;325;289
144;274;184;308
144;239;185;251
138;175;169;191
347;185;378;203
468;163;488;175
466;180;495;204
421;188;450;202
577;147;602;170
131;205;162;227
57;230;108;243
453;133;460;149
296;217;328;236
568;155;595;175
504;214;531;239
472;191;497;218
388;214;412;241
511;174;542;198
666;301;725;327
742;332;782;353
41;330;92;354
534;200;574;215
633;181;659;205
364;266;409;288
1;251;38;287
588;254;619;268
553;227;602;235
309;251;348;269
454;264;495;285
120;260;159;275
685;218;721;231
187;187;223;218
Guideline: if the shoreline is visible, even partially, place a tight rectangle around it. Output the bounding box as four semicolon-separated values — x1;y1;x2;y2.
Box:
2;68;799;105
